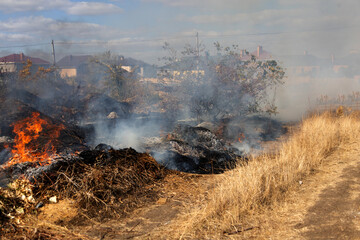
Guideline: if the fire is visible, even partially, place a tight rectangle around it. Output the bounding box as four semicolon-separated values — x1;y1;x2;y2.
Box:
238;133;245;143
6;112;65;166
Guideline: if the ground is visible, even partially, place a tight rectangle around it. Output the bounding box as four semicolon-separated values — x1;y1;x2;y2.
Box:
31;172;217;239
234;148;360;240
31;147;360;239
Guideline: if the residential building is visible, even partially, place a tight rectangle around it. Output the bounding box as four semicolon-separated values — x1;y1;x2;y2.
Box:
57;55;92;78
0;53;50;73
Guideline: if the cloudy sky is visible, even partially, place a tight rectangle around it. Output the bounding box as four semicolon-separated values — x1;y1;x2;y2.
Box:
0;0;359;64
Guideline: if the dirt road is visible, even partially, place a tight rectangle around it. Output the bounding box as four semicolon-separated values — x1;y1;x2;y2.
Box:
244;150;360;240
299;160;360;239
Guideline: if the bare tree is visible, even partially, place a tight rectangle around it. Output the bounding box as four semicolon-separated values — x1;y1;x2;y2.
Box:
91;51;141;103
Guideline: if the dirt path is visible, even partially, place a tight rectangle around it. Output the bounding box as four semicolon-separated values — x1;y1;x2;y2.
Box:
240;149;360;240
299;160;360;239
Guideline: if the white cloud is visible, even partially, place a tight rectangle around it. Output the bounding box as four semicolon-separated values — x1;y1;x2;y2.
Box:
0;16;117;39
0;0;70;12
0;0;122;15
179;8;306;28
66;2;122;15
142;0;263;9
0;32;33;42
180;5;360;32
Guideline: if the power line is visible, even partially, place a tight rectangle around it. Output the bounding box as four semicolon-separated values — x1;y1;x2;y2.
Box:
0;42;49;49
53;25;360;46
0;24;360;49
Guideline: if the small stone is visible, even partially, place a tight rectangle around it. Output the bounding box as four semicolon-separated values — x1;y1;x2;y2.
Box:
156;198;167;205
107;112;118;119
16;207;24;214
299;180;303;185
49;196;57;203
35;202;44;209
27;195;35;203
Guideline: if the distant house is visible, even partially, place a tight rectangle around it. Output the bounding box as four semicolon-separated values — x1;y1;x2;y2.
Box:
157;56;208;84
251;46;272;60
281;51;325;76
116;56;158;78
57;55;92;78
239;46;272;61
332;65;349;73
0;53;50;73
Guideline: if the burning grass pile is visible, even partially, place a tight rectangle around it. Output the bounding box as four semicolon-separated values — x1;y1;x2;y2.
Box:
161;111;360;238
0;104;87;164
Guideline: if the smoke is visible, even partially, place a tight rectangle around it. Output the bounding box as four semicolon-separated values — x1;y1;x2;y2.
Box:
91;117;161;151
0;136;11;165
275;55;360;121
2;38;358;173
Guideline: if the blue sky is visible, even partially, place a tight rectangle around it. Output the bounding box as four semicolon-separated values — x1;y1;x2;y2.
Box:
0;0;359;64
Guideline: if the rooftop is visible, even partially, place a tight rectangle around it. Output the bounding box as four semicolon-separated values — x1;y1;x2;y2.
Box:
0;53;50;65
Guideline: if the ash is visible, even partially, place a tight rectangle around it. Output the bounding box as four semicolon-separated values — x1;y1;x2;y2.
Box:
147;124;243;174
0;151;83;187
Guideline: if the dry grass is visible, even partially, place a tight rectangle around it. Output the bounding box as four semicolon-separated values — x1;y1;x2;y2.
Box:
166;111;360;239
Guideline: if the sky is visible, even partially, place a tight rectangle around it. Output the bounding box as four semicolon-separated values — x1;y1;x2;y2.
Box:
0;0;360;64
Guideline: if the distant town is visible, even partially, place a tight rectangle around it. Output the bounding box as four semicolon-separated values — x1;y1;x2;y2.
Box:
1;46;360;82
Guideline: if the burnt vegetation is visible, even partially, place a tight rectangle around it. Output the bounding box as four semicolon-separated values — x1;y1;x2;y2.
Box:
34;147;167;219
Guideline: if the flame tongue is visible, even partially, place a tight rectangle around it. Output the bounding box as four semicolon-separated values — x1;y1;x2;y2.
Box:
6;112;65;166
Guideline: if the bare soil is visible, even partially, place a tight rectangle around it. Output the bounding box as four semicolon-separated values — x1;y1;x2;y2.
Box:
298;161;360;239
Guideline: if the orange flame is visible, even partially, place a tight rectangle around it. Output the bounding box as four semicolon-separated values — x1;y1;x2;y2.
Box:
6;112;65;166
238;133;245;143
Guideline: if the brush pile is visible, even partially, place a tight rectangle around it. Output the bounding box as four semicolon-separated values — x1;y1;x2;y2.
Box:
0;146;167;238
34;146;167;218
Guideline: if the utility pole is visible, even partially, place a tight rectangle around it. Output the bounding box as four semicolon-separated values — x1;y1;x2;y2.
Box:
196;32;199;57
51;40;56;66
195;32;200;81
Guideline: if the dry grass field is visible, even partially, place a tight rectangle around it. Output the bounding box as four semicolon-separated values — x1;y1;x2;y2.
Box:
155;110;360;239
